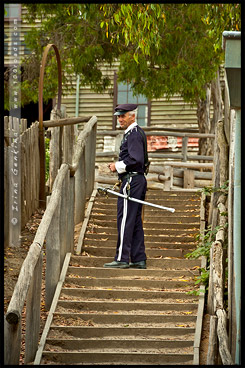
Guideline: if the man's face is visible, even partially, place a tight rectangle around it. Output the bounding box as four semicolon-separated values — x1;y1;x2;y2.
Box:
117;112;135;130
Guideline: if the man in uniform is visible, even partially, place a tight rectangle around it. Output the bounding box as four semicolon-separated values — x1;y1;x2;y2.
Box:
103;103;147;269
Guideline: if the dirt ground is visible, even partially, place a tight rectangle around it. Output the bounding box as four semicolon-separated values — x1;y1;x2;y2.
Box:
4;208;210;365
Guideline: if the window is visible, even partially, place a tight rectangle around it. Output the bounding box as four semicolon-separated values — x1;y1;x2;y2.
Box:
113;73;151;129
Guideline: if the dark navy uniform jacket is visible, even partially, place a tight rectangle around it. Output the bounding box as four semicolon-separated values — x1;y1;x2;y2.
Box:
118;125;146;180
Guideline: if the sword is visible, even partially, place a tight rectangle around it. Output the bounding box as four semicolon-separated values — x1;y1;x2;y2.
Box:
98;187;175;213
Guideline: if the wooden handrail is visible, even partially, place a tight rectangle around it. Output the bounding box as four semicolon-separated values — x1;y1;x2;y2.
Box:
69;115;97;176
161;161;213;169
97;129;215;138
4;114;97;364
5;164;69;324
43;116;92;128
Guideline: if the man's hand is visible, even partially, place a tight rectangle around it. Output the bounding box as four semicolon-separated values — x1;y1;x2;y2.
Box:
108;162;117;172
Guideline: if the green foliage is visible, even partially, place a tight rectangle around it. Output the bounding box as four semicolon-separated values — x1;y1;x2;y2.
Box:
197;180;229;197
186;267;209;296
202;4;241;52
4;3;241;109
186;224;215;261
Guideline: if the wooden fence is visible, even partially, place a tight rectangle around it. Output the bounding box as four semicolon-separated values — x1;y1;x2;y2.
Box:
4;116;97;365
4;117;40;247
205;119;233;365
96;129;215;190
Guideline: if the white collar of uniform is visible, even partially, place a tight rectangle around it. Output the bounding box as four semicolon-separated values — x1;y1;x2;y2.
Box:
124;121;138;135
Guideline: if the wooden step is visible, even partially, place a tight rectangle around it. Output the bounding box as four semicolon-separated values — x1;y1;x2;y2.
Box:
39;189;203;366
60;288;199;302
90;213;200;223
56;300;199;312
82;245;193;258
67;266;200;278
41;350;194;365
83;238;197;249
84;233;198;243
69;255;201;269
87;219;200;229
64;275;196;290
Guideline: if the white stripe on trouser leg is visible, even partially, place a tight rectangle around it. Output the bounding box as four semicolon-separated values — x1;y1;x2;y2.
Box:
117;178;131;261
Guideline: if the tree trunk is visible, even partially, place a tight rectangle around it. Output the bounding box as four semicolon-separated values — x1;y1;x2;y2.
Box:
196;83;212;158
196;69;224;159
211;69;223;134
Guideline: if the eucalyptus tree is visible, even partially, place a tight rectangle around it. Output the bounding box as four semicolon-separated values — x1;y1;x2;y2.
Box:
8;3;240;153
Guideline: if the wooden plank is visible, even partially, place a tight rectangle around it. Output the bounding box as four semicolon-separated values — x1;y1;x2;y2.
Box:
45;195;61;311
43;116;91;128
34;253;72;365
5;241;41;324
213;240;224;311
69;116;97;176
30;125;34;214
164;162;213;169
183;170;195;189
74;152;86;225
25;252;43;364
206;315;218;364
67;176;75;254
4;315;22;365
217;119;229;186
26;128;31;220
76;188;98;254
59;169;69;268
5;164;69;324
193;256;206;364
20;134;26;229
97;130;215;138
217;309;234;365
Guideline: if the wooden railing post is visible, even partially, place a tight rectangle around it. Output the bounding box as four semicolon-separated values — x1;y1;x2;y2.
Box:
67;176;75;253
207;315;219;364
90;122;97;192
25;252;43;364
85;133;92;198
163;165;173;190
4;315;22;365
4;116;98;364
182;136;188;161
74;151;86;225
45;194;61;311
59;168;69;267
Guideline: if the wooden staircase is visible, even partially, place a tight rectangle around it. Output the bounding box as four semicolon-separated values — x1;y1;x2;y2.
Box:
37;189;204;365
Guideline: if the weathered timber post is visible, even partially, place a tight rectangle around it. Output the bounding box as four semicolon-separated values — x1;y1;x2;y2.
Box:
48;106;63;192
85;122;97;197
25;252;43;364
85;131;92;198
90;122;97;192
74;151;86;225
182;136;188;161
45;194;61;311
163;165;172;190
45;164;70;310
67;176;75;253
4;314;22;365
38;44;62;208
59;168;70;267
207;315;218;365
45;165;69;310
